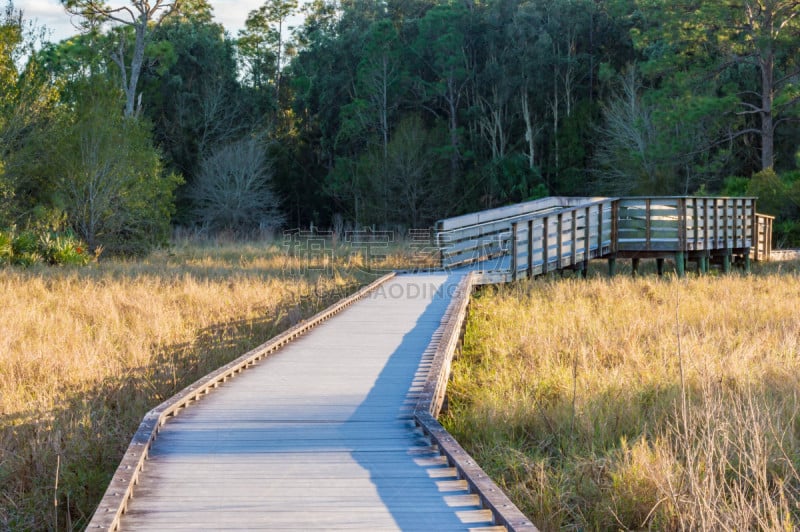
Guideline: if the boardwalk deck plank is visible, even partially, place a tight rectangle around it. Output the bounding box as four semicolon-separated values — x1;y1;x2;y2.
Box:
118;273;496;531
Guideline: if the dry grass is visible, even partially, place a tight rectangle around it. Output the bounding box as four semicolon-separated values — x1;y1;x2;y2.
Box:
0;238;431;530
444;260;800;531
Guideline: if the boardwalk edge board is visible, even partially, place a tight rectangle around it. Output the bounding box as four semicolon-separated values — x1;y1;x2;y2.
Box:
413;272;540;532
87;272;396;531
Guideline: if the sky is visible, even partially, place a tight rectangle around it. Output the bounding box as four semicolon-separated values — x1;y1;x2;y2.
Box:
14;1;294;43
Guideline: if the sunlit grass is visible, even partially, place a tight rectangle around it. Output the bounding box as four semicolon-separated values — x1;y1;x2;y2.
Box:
444;259;800;531
0;237;433;530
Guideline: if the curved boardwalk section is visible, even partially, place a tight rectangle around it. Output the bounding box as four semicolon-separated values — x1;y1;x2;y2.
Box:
117;273;500;530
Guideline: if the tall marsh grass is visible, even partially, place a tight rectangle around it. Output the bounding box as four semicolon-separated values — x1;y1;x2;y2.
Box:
0;239;427;530
444;261;800;531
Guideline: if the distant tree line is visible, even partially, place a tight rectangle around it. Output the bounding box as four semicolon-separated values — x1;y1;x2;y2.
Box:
1;0;799;253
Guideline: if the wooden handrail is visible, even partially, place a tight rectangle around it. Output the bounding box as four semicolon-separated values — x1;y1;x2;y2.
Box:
414;272;539;531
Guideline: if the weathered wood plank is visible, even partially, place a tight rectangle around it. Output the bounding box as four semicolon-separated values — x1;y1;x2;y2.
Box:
106;273;508;532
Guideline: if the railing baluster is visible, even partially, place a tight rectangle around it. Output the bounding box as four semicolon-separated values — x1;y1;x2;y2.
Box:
527;219;533;279
511;222;518;282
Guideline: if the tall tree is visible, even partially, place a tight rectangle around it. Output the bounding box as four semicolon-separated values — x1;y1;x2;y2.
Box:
636;0;800;171
414;3;471;179
42;79;181;253
61;0;181;116
142;14;242;176
0;1;59;225
239;0;298;100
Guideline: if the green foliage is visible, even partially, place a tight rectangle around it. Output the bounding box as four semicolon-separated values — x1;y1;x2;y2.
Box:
633;0;800;172
723;169;800;246
1;2;60;226
0;227;11;263
141;14;246;223
39;79;181;255
39;231;91;265
721;176;749;197
0;226;91;266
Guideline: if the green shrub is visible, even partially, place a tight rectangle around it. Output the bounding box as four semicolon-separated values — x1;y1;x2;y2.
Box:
11;230;38;256
0;230;12;264
40;231;91;266
0;228;91;267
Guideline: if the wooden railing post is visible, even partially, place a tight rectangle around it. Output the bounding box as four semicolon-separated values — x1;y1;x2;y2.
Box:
751;200;759;261
557;212;564;269
543;216;550;275
569;210;577;270
692;198;699;252
723;198;731;273
583;206;591;276
527;219;534;278
511;222;519;282
599;203;605;253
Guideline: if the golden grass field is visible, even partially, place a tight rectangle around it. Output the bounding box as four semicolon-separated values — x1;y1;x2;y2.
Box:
4;237;798;531
0;238;428;530
444;259;800;530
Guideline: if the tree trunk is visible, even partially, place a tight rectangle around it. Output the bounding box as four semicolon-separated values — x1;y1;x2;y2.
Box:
446;76;461;178
760;49;775;170
521;89;538;171
125;15;148;117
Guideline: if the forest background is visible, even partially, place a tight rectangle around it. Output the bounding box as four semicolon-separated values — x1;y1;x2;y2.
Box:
2;0;800;257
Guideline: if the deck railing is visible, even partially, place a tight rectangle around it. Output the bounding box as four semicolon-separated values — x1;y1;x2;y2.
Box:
616;197;756;254
436;196;773;278
508;199;616;280
435;196;611;269
754;213;774;261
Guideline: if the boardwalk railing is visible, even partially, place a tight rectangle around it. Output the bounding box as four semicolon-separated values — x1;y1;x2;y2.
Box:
414;272;538;531
436;196;773;279
508;199;616;281
616;197;756;254
435;196;609;269
755;212;774;261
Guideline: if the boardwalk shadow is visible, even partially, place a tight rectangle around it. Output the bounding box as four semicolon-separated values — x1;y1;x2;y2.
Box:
347;272;473;530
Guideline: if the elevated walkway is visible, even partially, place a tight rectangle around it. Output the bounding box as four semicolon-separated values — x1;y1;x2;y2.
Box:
91;196;771;531
436;196;772;282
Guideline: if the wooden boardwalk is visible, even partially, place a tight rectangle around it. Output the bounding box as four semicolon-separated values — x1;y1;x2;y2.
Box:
112;273;505;531
91;195;774;531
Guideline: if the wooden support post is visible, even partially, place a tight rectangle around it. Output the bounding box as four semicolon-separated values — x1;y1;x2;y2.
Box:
701;256;709;274
754;215;761;261
703;198;709;253
750;200;757;255
631;258;640;277
723;198;729;250
676;251;686;278
657;258;665;277
608;257;617;277
723;251;731;274
744;249;751;273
